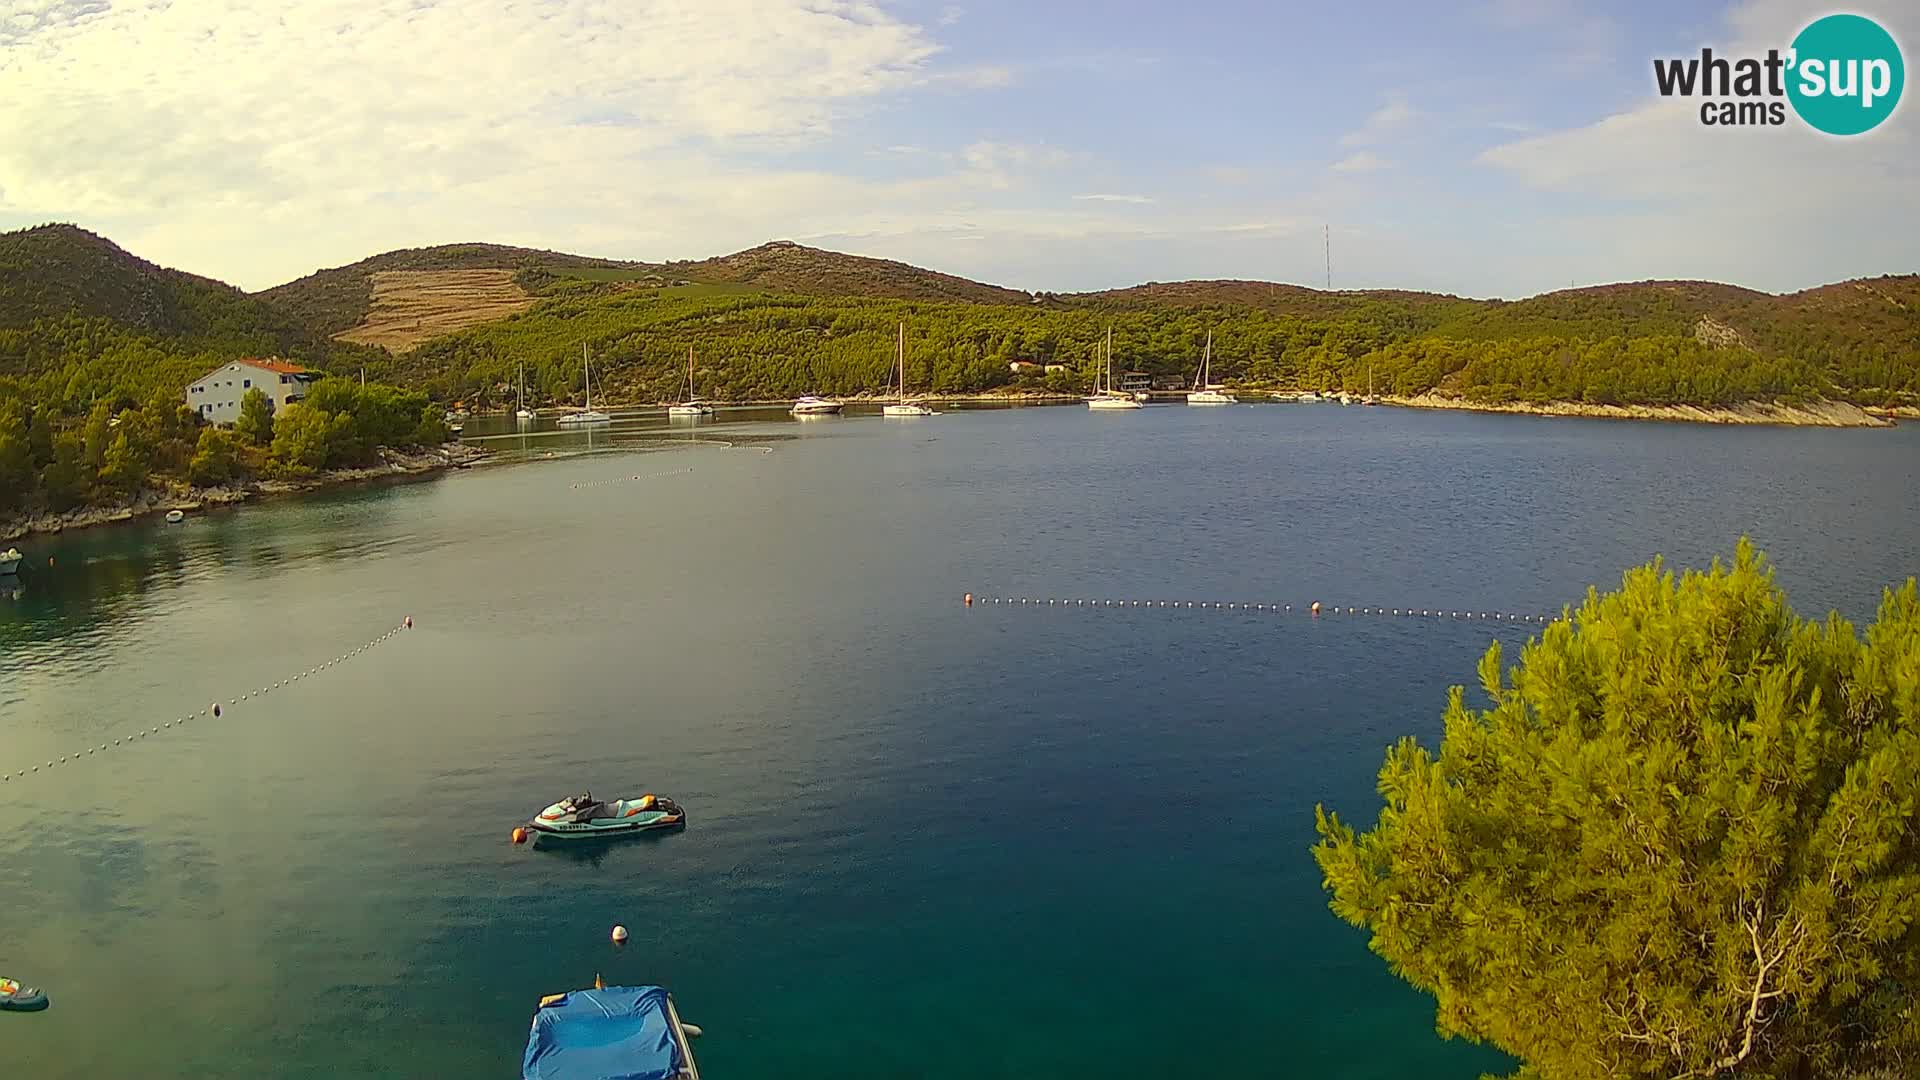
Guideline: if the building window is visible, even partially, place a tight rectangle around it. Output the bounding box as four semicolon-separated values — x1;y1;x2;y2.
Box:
243;379;251;388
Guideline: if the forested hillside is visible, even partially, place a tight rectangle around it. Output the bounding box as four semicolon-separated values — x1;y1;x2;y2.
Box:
387;281;1919;411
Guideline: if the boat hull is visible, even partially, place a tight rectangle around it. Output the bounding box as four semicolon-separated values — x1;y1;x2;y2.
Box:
0;560;19;576
790;400;843;415
527;814;686;841
882;405;934;416
1086;397;1142;410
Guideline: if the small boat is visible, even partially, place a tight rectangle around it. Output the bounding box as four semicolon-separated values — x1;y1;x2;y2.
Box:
0;976;48;1012
517;363;536;422
558;344;613;427
1295;391;1321;403
521;793;685;842
1187;330;1238;405
882;322;937;416
164;510;186;524
667;347;715;417
1085;325;1143;410
790;396;843;416
0;548;21;575
523;983;701;1080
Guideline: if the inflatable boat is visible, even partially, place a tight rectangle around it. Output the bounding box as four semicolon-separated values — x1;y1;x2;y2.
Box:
523;983;701;1080
1;977;48;1012
523;793;684;841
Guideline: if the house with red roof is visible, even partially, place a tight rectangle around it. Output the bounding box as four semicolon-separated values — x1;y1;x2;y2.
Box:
185;358;315;425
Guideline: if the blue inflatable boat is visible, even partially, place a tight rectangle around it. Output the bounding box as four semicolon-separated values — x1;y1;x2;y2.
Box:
522;984;701;1080
1;976;48;1012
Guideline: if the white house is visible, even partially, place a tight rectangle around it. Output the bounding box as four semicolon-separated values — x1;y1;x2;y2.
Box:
186;359;314;425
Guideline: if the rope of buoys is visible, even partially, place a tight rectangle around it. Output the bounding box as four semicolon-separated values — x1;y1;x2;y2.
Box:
569;466;696;491
962;594;1554;625
1;618;416;785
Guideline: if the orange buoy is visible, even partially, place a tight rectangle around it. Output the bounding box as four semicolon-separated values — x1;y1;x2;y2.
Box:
1310;601;1322;615
404;616;413;629
964;593;973;607
594;973;606;990
512;827;528;845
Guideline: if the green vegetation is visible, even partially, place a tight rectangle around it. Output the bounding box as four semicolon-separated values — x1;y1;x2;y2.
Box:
1314;541;1920;1079
0;378;446;513
381;281;1919;409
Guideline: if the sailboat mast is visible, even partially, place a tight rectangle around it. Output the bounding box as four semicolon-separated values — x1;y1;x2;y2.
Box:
897;321;906;403
1106;325;1114;394
582;343;591;410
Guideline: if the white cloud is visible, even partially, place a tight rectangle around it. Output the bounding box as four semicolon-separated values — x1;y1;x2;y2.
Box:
1330;151;1391;173
1073;193;1154;204
1476;0;1920;290
0;0;970;288
1338;92;1417;148
937;4;965;26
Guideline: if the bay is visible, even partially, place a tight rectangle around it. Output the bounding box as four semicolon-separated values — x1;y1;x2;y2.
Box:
2;403;1916;1077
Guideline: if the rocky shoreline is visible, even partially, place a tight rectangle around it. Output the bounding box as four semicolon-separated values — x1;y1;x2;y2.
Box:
1379;394;1898;428
1;443;488;542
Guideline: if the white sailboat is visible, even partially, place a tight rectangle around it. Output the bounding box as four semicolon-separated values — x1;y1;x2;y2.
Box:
667;346;714;417
1087;325;1143;410
1187;330;1237;405
516;362;535;422
557;344;611;426
882;322;935;416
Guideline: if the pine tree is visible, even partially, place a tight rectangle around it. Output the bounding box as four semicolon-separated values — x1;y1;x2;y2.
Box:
1314;540;1920;1078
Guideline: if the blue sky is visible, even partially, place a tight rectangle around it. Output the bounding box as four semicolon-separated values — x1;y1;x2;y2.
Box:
0;0;1912;296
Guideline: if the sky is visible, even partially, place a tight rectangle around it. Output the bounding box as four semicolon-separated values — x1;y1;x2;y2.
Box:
0;0;1914;297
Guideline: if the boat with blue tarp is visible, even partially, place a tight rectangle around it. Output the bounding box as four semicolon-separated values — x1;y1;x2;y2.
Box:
522;983;701;1080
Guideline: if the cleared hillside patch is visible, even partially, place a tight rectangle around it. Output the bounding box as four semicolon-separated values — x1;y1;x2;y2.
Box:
334;270;535;351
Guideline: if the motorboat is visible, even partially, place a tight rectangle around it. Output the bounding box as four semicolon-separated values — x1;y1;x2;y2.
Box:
0;548;21;575
882;322;937;417
668;347;715;416
558;344;613;426
523;983;701;1080
1187;330;1238;405
520;793;685;842
790;396;843;416
165;510;186;524
0;975;48;1012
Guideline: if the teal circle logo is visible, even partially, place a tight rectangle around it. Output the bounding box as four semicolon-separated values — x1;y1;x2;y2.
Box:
1787;14;1904;135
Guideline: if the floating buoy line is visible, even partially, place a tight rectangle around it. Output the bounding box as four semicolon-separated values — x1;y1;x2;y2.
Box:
1;617;416;785
961;593;1555;625
570;465;697;491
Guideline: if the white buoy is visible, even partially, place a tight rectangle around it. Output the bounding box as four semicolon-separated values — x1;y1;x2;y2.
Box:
611;925;629;944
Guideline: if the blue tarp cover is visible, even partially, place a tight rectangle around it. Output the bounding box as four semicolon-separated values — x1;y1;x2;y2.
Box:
522;985;685;1080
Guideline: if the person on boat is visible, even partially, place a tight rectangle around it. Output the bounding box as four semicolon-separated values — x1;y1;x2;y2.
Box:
0;975;48;1012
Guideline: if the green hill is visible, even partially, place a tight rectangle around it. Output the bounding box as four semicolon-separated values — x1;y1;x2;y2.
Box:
0;224;379;415
257;242;661;337
3;222;1916;418
0;223;324;351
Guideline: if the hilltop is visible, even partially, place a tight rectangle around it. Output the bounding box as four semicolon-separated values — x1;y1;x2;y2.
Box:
257;241;662;344
0;223;324;353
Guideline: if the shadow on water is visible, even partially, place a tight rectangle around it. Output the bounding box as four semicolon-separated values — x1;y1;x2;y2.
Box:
527;827;688;867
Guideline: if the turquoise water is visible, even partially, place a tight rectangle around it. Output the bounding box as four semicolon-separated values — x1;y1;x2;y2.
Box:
2;405;1916;1077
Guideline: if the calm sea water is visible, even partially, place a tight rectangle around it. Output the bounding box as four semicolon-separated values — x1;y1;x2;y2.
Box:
3;404;1916;1078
